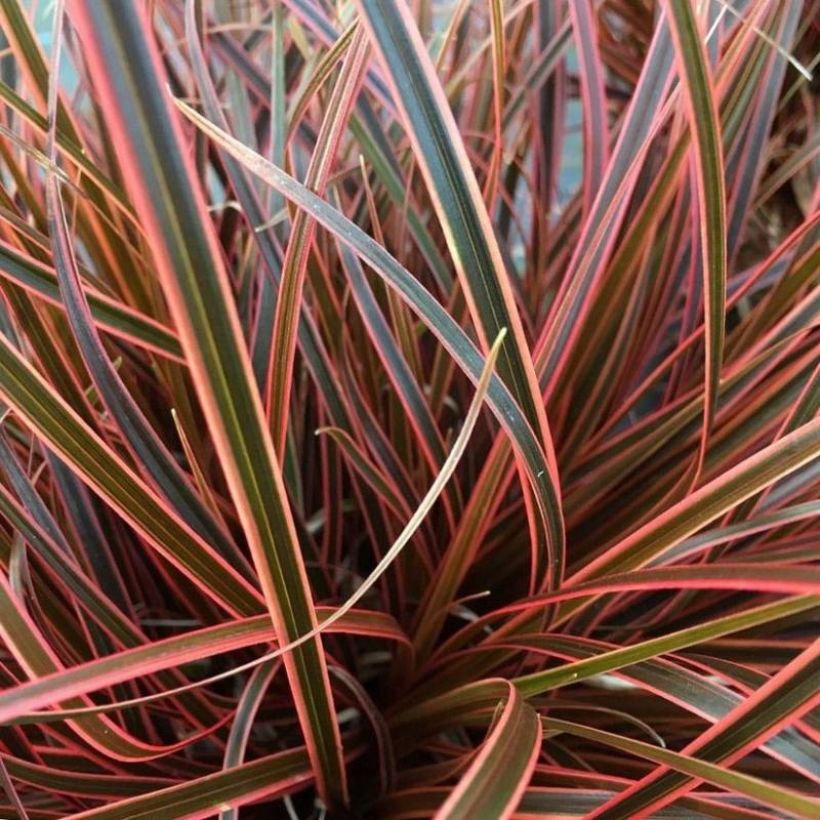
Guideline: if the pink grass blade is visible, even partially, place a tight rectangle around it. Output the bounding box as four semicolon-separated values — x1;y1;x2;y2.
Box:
567;0;609;215
45;147;248;583
663;0;727;478
65;0;350;804
0;331;262;615
535;17;676;396
566;416;820;588
68;747;313;820
0;568;224;761
591;639;820;816
0;606;408;725
218;659;282;820
510;595;819;696
262;25;368;455
543;716;820;819
483;0;505;207
434;682;540;820
0;241;182;360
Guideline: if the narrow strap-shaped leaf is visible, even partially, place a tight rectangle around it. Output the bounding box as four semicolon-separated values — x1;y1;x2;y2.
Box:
353;0;564;590
0;605;407;725
0;429;71;557
0;475;141;646
285;20;357;142
218;659;281;820
0;456;225;727
411;432;511;659
2;755;172;799
725;2;802;259
281;0;394;109
503;11;572;129
0;331;262;616
543;718;819;819
9;327;503;725
484;0;505;206
182;0;353;436
509;632;819;780
655;499;820;565
263;24;368;454
516;786;765;819
663;0;727;470
0;567;225;761
535;15;675;395
47;171;249;580
531;0;567;227
567;416;820;586
251;0;285;396
0;241;182;360
366;784;770;820
183;0;284;393
47;456;134;616
397;606;819;781
66;0;348;805
330;665;397;797
69;747;313;820
434;682;540;820
337;241;459;519
567;0;609;214
350;104;453;293
0;0;153;311
317;427;412;522
512;595;818;697
500;564;820;606
593;639;820;817
0;78;134;218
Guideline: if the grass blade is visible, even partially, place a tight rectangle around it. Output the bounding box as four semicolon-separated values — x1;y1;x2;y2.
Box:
66;1;348;804
543;717;819;819
664;0;727;472
435;682;540;820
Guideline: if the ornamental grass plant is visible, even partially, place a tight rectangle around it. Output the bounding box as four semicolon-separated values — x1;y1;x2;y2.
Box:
0;0;817;817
